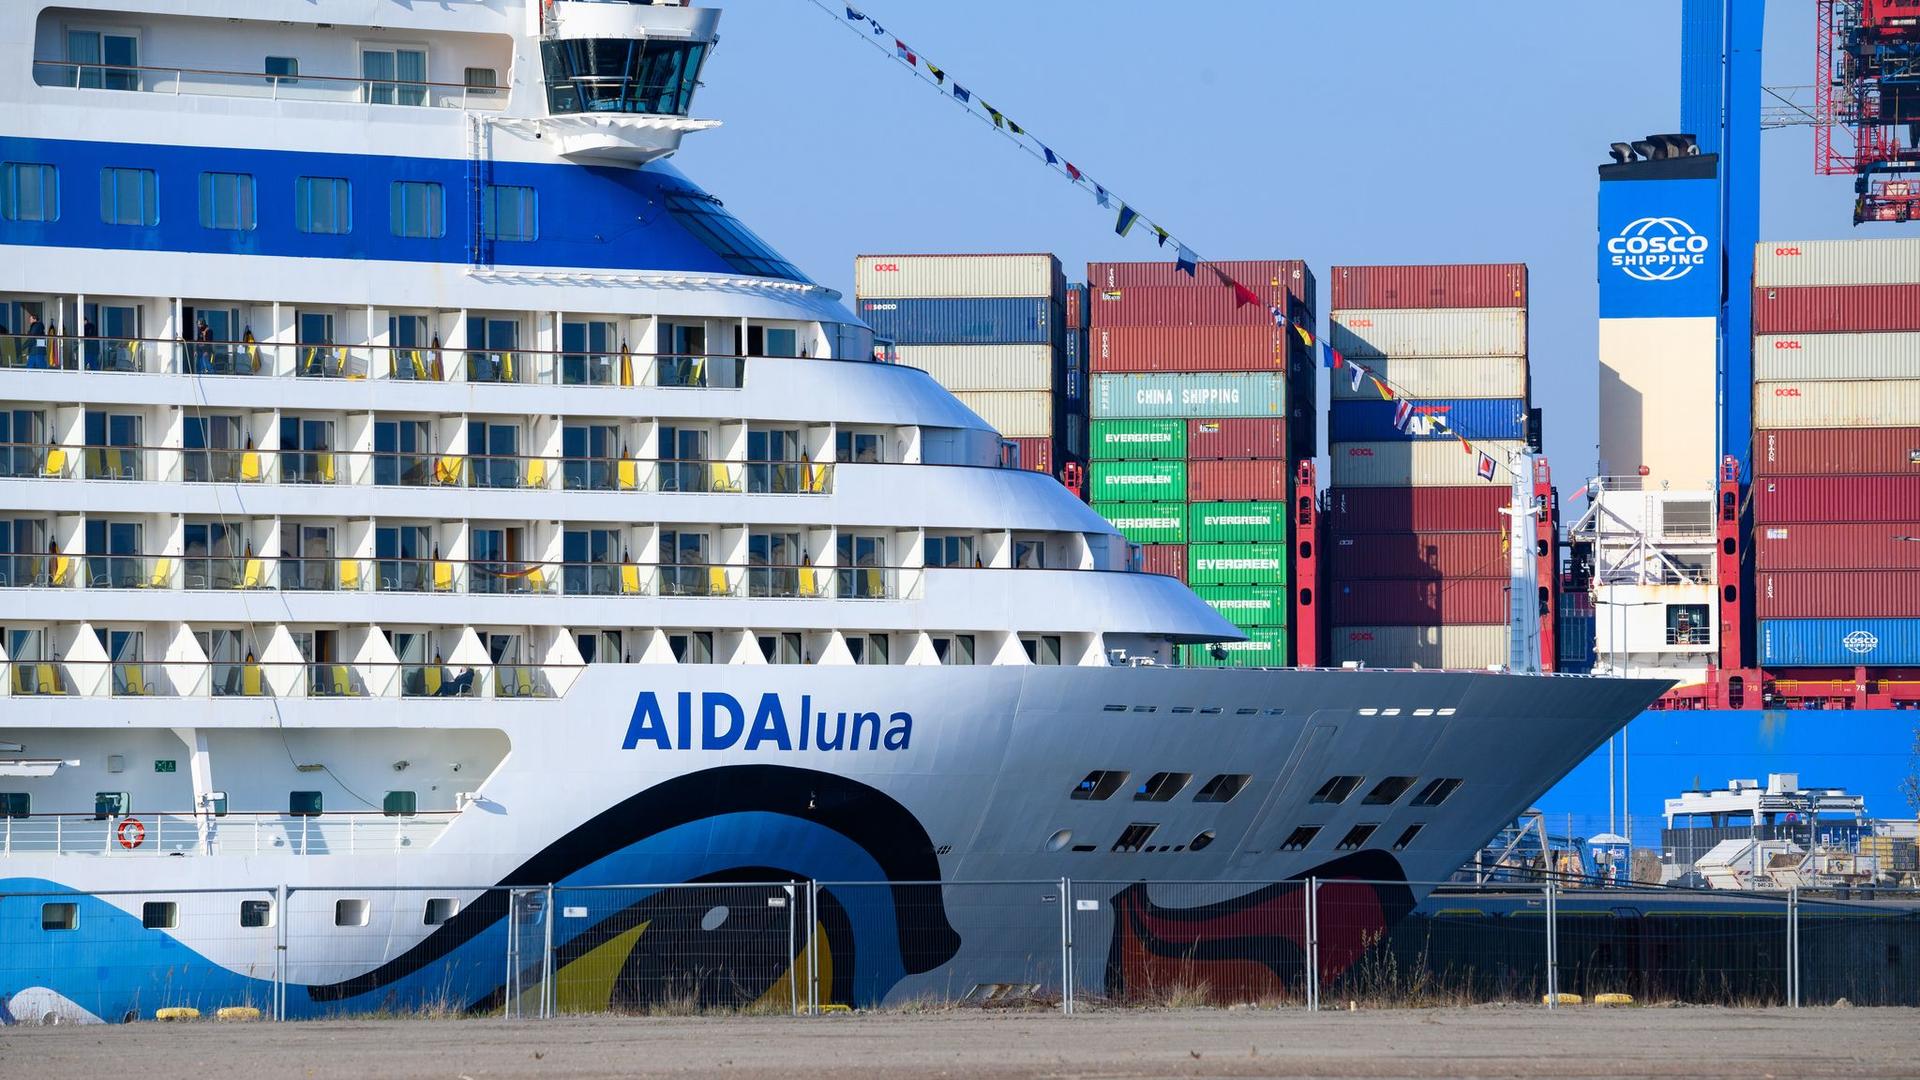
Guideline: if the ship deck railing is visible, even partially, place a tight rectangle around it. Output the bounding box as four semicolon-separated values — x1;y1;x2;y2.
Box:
0;811;457;857
30;59;509;113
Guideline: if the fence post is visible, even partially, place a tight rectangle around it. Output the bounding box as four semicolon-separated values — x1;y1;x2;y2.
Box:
274;884;288;1021
806;880;820;1016
1787;885;1799;1009
1305;877;1319;1012
1544;879;1558;1009
1058;877;1073;1016
786;883;799;1017
541;883;555;1019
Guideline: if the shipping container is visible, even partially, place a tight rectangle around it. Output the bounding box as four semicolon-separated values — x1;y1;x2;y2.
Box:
1324;486;1511;533
1330;531;1509;580
1090;325;1287;373
1090;459;1187;503
1329;397;1529;442
1092;372;1287;419
1754;522;1920;571
1186;417;1289;459
1187;501;1288;543
1757;570;1920;619
953;390;1053;438
1759;618;1920;666
1754;332;1920;382
1329;264;1528;311
1753;379;1920;429
1327;440;1528;487
1180;628;1289;668
1086;259;1312;308
1329;308;1527;358
895;344;1056;391
1330;578;1509;626
1329;624;1508;669
1327;354;1530;401
1089;286;1287;327
1754;427;1920;476
1008;436;1054;475
1090;418;1187;460
1188;543;1290;587
1190;583;1290;626
1091;502;1186;544
1753;283;1920;334
1754;237;1920;288
1186;458;1291;501
1065;282;1086;330
856;297;1059;346
1138;543;1186;580
1753;474;1920;523
855;253;1063;300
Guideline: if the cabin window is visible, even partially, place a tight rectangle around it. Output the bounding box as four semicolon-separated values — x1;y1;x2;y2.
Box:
142;901;177;929
2;163;58;222
289;791;323;817
1279;825;1320;852
93;791;129;820
464;67;499;97
931;634;975;665
383;790;417;817
198;172;256;231
1189;830;1217;852
1310;775;1363;805
482;184;537;242
240;899;274;928
1133;772;1191;802
99;167;156;226
265;56;299;85
1071;770;1128;801
1111;823;1158;853
1022;635;1062;666
1336;823;1379;851
390;181;445;239
335;898;370;927
0;792;27;818
41;902;78;931
1362;776;1418;805
1194;774;1250;803
1410;778;1463;808
1392;823;1425;851
296;176;352;235
362;48;427;106
424;897;459;925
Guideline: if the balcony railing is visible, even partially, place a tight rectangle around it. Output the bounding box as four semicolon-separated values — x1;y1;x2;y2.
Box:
30;59;508;112
2;660;569;700
0;811;456;857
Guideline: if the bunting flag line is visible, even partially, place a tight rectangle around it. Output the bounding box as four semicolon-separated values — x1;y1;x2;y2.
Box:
1477;452;1498;481
985;104;1004;129
952;83;970;103
927;63;946;85
1371;375;1394;401
1348;363;1367;393
895;39;916;65
1322;341;1345;369
1116;205;1139;237
1153;226;1169;247
1042;146;1057;166
1272;305;1288;329
1175;245;1198;276
1392;399;1415;433
1231;282;1259;307
1094;184;1111;208
1292;323;1314;348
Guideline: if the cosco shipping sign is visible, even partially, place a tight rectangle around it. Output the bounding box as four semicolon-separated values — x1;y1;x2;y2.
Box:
1597;170;1721;319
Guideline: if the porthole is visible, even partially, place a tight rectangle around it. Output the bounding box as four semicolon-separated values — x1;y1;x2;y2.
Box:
1045;828;1073;852
1189;830;1216;852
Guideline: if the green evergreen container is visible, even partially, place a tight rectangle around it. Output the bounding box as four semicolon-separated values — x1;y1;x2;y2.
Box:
1092;502;1187;544
1090;460;1187;503
1090;418;1187;460
1181;627;1289;668
1187;501;1289;543
1187;543;1289;587
1190;584;1290;628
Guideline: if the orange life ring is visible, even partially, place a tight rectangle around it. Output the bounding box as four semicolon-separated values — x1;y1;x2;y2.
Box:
116;817;146;849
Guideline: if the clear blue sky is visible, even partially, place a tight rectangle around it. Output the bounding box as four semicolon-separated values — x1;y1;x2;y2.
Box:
683;0;1910;478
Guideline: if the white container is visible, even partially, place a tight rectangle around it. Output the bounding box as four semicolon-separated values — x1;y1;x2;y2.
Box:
1754;332;1920;382
1329;308;1527;358
896;344;1055;392
1754;379;1920;429
1329;624;1507;669
855;253;1063;300
1755;237;1920;287
1328;440;1528;487
953;390;1054;437
1328;354;1529;400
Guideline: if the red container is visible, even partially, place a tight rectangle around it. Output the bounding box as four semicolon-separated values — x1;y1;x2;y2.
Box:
1089;287;1286;328
1753;283;1920;333
1065;285;1084;330
1754;522;1920;571
1090;325;1287;373
1330;264;1528;311
1086;260;1312;308
1754;427;1920;476
1139;543;1187;581
1757;570;1920;618
1330;531;1508;580
1187;417;1289;458
1186;458;1292;501
1009;436;1054;475
1324;486;1509;534
1754;475;1920;523
1330;578;1508;626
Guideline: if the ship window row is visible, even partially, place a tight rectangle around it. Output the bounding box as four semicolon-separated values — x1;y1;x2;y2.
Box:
0;162;535;242
38;895;463;934
1072;771;1251;804
0;789;419;821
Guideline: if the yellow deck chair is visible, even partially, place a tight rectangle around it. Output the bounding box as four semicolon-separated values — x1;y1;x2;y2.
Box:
409;349;428;381
50;555;73;587
240;558;264;589
865;568;884;598
432;560;454;593
688;357;705;386
798;565;818;598
435;455;463;486
710;462;740;493
619;563;641;596
524;458;546;489
708;566;730;596
500;352;515;382
120;664;145;697
338;558;361;591
36;663;62;695
41;447;66;477
241;663;263;697
142;557;172;589
422;664;443;696
104;448;123;478
515;667;535;698
330;664;352;697
239;451;262;482
318;453;336;484
617;458;638;491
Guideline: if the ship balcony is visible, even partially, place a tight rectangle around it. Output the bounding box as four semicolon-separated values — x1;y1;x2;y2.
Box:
0;810;453;857
29;59;508;114
0;658;565;701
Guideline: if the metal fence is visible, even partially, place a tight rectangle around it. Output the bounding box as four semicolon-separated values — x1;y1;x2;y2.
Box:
2;879;1915;1023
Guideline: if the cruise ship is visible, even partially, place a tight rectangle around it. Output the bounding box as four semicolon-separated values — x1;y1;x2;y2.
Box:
0;0;1666;1021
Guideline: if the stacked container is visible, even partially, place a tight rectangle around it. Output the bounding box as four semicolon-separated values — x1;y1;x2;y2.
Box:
1085;259;1317;667
1325;265;1530;668
1752;239;1920;667
854;254;1085;476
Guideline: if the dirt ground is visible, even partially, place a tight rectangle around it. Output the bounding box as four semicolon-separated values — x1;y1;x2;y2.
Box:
3;1006;1912;1080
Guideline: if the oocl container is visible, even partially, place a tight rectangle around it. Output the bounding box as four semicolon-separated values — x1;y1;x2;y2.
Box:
1753;283;1920;334
953;390;1053;438
1092;373;1287;420
1091;502;1186;544
1755;237;1920;288
1329;624;1507;668
1331;578;1508;625
1757;570;1920;619
1330;264;1529;310
1187;501;1288;543
1754;427;1920;475
1754;475;1920;523
1138;543;1187;580
1330;532;1509;580
856;298;1059;345
1188;543;1290;587
1090;418;1186;460
1089;460;1187;503
1186;458;1291;501
1187;417;1289;458
1089;287;1287;327
1091;325;1286;373
1180;627;1288;668
1753;380;1920;428
1329;308;1527;358
1758;617;1920;666
1327;354;1529;401
1324;486;1511;533
895;344;1055;391
1329;398;1529;442
1190;583;1289;627
1754;332;1920;382
1328;441;1527;487
1754;522;1920;571
855;253;1063;300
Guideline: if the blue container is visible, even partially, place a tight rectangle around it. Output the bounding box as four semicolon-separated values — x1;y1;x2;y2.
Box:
1328;397;1528;442
855;297;1059;345
1759;618;1920;666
